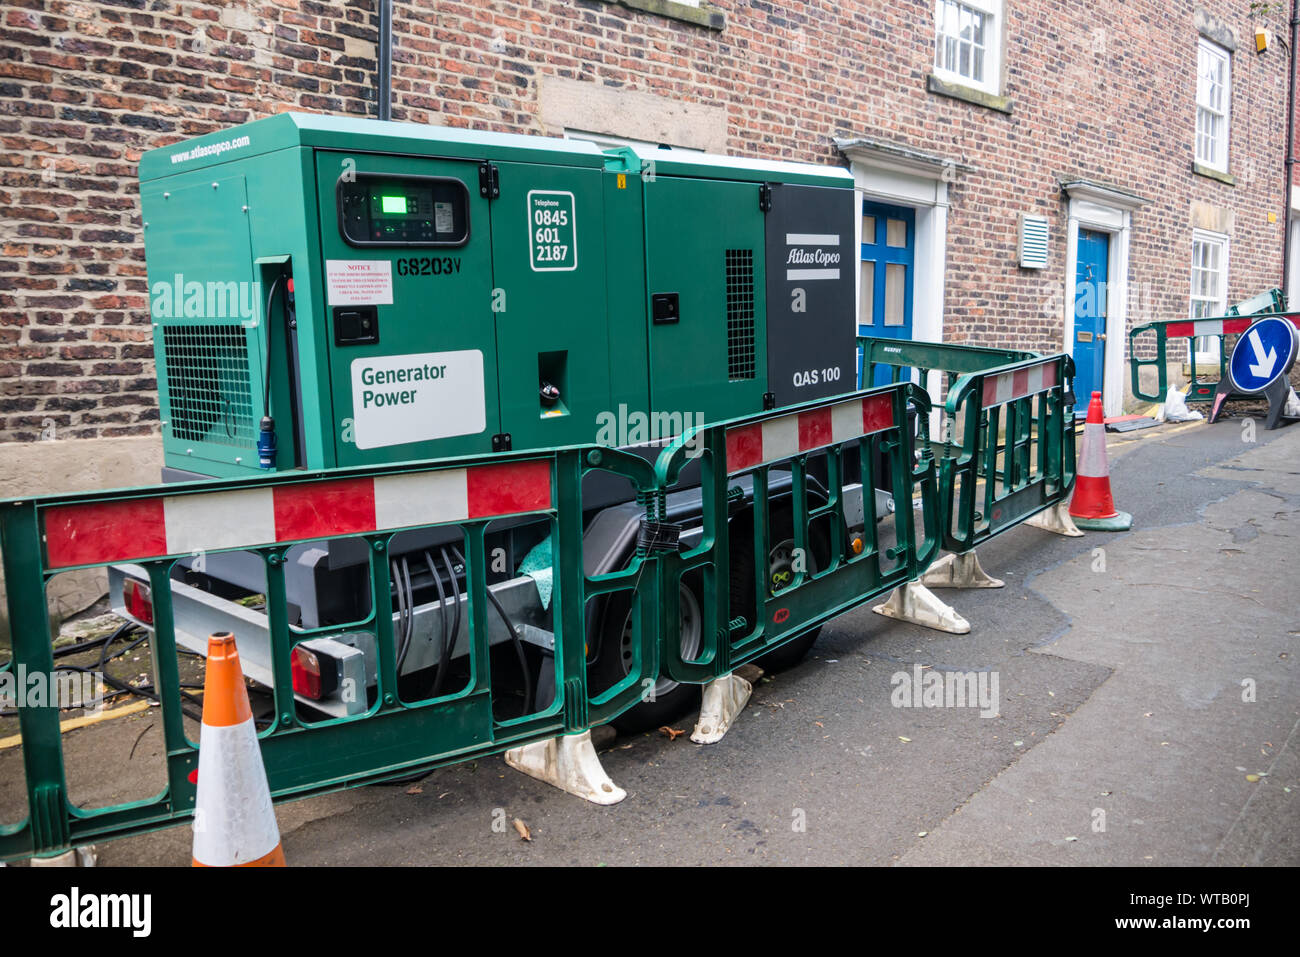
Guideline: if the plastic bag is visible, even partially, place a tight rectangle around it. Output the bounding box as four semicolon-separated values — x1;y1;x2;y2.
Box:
1159;386;1203;423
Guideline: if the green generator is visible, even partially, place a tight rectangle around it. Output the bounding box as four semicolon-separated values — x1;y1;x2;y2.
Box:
138;114;856;477
124;115;860;731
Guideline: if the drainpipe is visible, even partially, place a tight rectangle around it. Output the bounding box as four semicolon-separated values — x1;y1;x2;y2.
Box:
1284;0;1298;296
377;0;393;121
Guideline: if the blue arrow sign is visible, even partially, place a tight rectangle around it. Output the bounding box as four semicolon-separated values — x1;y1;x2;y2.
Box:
1228;316;1299;394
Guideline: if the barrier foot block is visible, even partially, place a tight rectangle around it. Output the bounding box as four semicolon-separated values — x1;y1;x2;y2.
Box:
504;730;626;806
873;582;971;635
1025;502;1084;537
921;551;1004;589
691;672;754;745
29;846;96;867
1072;510;1133;532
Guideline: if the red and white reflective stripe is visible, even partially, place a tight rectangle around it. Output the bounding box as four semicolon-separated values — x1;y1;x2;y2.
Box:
980;360;1059;409
1076;421;1110;478
1163;317;1250;338
1163;314;1300;339
724;393;893;475
43;459;552;568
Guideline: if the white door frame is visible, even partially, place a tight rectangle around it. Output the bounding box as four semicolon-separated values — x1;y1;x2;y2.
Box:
1288;191;1300;307
837;139;952;347
1061;182;1148;418
836;138;955;421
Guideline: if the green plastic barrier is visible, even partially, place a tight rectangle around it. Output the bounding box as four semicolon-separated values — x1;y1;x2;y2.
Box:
0;381;929;861
857;337;1076;555
857;336;1037;388
939;354;1076;552
652;382;940;682
0;445;660;861
1128;288;1287;404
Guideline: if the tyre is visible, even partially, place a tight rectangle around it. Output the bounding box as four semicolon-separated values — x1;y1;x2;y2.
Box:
728;503;831;673
588;573;704;734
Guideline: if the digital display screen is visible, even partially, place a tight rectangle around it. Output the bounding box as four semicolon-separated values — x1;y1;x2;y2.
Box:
371;188;434;220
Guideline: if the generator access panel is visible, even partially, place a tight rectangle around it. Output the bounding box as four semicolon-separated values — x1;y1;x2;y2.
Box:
137;115;857;478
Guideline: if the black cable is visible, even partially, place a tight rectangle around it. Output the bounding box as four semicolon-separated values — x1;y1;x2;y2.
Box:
28;623;272;727
58;664;206;724
453;545;533;716
97;621;128;675
51;621;136;659
1;683;139;719
104;631;149;662
424;549;449;699
391;558;407;668
261;275;283;419
439;546;461;692
425;547;461;699
399;556;413;668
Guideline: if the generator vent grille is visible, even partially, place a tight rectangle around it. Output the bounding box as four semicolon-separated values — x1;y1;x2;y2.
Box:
725;248;756;380
161;324;257;448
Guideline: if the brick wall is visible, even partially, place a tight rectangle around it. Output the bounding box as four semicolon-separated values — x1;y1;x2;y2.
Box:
0;0;1293;443
0;0;379;443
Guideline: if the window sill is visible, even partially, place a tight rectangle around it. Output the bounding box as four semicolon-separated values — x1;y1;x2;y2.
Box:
592;0;725;30
1192;162;1236;186
927;74;1012;114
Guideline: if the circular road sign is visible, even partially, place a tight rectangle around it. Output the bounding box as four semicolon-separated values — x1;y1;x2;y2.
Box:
1227;316;1299;394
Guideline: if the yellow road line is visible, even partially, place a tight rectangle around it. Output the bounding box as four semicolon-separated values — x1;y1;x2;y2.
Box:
0;699;153;751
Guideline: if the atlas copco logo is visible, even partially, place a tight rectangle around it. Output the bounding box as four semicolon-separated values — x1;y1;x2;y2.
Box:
785;247;841;266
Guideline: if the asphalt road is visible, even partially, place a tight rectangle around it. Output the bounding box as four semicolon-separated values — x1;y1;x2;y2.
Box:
24;412;1300;865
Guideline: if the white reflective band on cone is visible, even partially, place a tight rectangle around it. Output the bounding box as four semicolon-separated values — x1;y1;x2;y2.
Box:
1077;422;1110;478
192;721;281;867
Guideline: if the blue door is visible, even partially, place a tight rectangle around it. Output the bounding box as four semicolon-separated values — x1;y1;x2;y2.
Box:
859;201;915;386
1073;228;1109;407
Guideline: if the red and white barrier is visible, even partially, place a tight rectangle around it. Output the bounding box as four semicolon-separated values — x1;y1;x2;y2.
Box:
1163;313;1300;339
980;359;1058;409
43;460;552;568
725;392;894;474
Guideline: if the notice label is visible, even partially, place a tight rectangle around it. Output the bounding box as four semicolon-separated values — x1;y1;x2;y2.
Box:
435;201;454;233
351;350;486;450
327;259;394;306
527;190;577;272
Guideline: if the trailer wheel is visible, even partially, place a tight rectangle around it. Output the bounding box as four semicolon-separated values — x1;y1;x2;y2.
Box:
590;574;704;734
728;505;830;673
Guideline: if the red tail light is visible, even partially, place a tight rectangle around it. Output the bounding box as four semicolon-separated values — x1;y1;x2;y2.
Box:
291;645;339;699
123;578;153;625
291;646;321;698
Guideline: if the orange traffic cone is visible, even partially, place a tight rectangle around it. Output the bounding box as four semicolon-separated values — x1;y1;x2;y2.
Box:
1069;391;1132;531
191;632;285;867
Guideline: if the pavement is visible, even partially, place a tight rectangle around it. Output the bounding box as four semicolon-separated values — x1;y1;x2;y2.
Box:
13;412;1300;865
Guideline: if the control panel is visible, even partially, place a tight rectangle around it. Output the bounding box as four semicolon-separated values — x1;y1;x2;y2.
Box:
337;173;470;247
